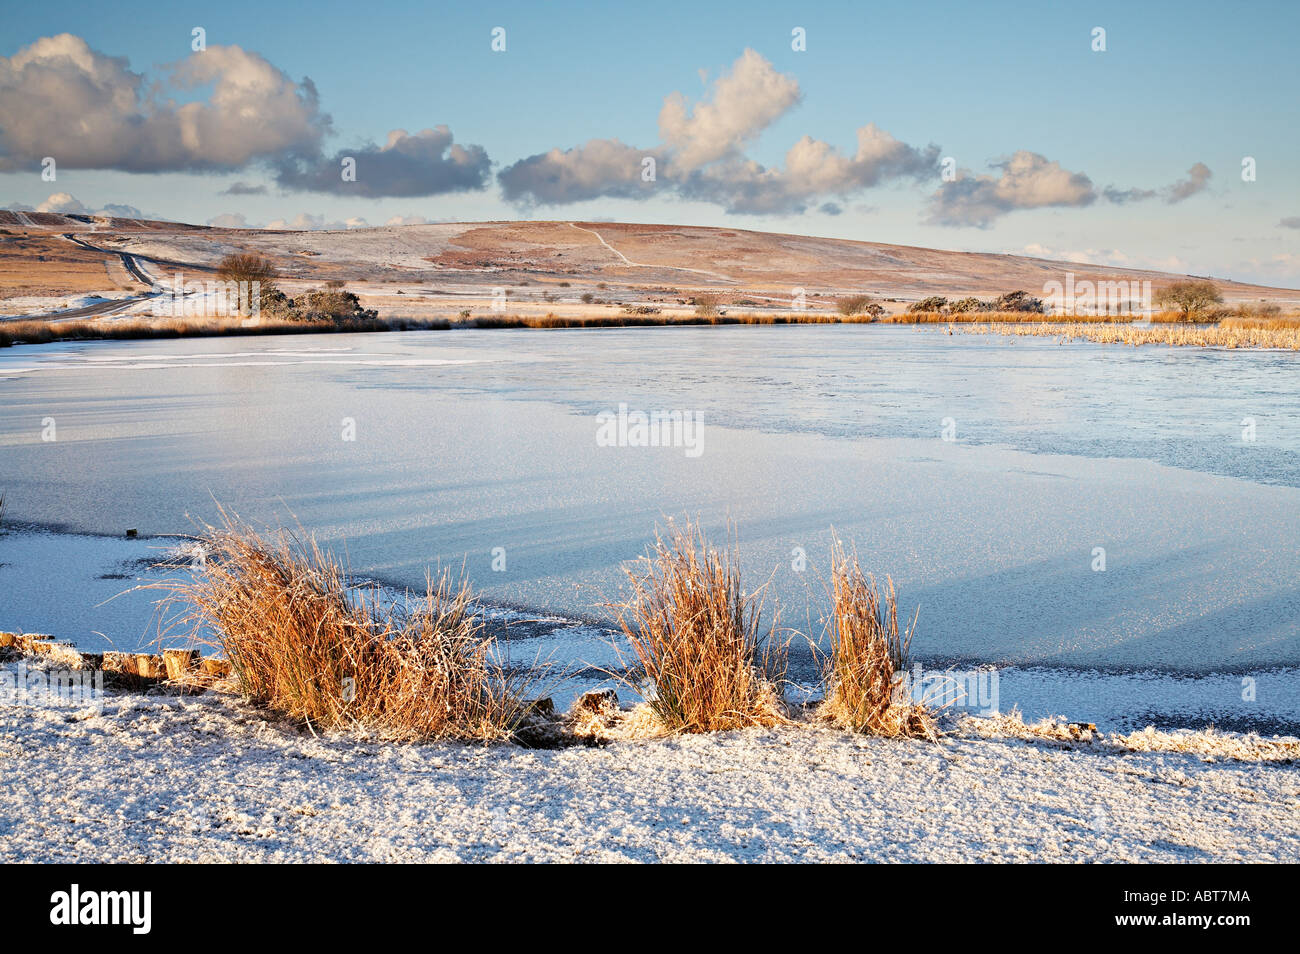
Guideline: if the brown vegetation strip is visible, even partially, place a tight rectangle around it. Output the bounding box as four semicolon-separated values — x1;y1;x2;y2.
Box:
958;320;1300;349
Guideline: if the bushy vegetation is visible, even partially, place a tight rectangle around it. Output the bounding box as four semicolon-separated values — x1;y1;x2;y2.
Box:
692;293;721;318
907;291;1043;315
262;286;378;324
908;295;950;314
1153;280;1223;321
835;294;884;318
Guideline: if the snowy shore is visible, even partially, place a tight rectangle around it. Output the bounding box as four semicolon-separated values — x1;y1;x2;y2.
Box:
2;659;1297;863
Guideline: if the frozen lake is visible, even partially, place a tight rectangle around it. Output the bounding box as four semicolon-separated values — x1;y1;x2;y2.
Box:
1;325;1297;726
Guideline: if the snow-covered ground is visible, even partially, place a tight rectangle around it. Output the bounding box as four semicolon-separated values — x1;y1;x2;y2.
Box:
1;664;1295;863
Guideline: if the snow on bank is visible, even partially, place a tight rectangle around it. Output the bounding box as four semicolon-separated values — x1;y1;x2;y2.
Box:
1;662;1296;863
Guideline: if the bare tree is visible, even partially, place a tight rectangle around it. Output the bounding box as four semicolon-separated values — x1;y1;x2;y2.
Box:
1154;280;1222;321
215;253;279;314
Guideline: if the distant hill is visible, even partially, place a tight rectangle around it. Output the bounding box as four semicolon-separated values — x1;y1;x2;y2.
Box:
2;214;1295;306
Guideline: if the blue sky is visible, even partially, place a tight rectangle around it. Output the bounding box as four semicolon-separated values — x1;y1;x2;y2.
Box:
2;0;1298;284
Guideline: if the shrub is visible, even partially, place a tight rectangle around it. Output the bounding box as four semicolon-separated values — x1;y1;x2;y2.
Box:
693;293;721;318
1154;280;1222;321
949;296;988;314
993;290;1044;313
613;520;788;733
908;296;949;314
836;294;876;316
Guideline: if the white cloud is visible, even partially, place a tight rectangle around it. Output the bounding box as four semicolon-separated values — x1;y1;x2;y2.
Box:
657;48;800;174
499;138;658;204
35;191;86;213
1103;163;1213;206
263;212;370;231
926;151;1096;227
498;49;935;214
1165;162;1211;203
274;127;491;197
681;123;939;214
6;192;150;219
207;212;257;229
0;34;328;172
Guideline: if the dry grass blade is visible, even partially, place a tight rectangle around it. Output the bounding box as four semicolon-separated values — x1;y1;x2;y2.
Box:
156;511;529;742
612;519;788;733
820;540;936;739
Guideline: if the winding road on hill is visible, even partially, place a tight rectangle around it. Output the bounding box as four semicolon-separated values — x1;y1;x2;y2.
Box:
567;222;739;284
1;234;162;323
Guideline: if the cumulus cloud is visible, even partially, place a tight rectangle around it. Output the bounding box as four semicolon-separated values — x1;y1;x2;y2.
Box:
98;202;147;218
6;192;151;219
35;191;87;213
0;34;328;172
1165;162;1211;203
499;138;659;205
273;127;490;197
657;48;800;174
925;151;1096;228
263;212;370;231
207;212;258;229
681;124;939;214
1102;163;1213;207
498;49;935;215
1279;216;1300;229
1102;185;1157;204
384;214;431;226
0;35;490;200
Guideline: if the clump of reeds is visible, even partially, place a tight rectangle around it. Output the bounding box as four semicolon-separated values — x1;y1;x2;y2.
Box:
612;519;788;733
0;313;450;348
959;320;1300;350
457;311;841;330
159;513;528;742
819;542;936;739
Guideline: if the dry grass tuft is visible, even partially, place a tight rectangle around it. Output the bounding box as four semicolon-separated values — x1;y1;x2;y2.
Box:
612;519;789;733
158;513;529;742
818;542;937;739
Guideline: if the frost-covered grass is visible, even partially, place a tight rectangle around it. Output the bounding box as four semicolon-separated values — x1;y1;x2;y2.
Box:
819;542;936;739
157;514;531;743
611;520;789;733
